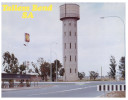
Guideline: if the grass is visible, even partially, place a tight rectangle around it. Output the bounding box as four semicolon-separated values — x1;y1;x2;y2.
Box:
104;91;126;98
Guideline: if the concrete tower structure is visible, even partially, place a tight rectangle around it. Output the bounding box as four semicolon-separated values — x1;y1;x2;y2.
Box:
60;4;80;81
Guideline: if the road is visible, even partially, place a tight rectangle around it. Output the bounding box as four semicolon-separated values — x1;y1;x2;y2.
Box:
2;81;125;97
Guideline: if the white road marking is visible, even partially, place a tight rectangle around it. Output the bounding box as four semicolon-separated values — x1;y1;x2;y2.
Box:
75;82;90;85
2;89;17;91
28;85;96;96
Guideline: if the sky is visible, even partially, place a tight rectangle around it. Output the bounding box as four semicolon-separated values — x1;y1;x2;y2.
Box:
2;3;125;76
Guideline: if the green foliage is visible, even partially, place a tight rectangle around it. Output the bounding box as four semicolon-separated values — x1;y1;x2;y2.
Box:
59;68;65;76
108;56;117;79
32;61;42;79
2;51;63;82
28;69;34;73
32;59;62;82
119;57;125;79
52;60;62;71
19;62;27;74
32;58;51;81
2;51;19;74
40;61;50;81
51;59;62;81
89;71;99;80
78;72;85;80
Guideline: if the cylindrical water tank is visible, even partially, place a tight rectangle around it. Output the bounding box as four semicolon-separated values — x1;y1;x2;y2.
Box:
60;4;80;20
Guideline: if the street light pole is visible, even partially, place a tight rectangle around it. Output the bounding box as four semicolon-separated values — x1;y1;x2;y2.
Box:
52;51;57;82
50;46;52;82
101;66;102;80
56;58;57;82
100;16;125;36
50;42;58;82
24;42;29;74
100;16;125;80
51;52;58;82
47;59;51;82
100;16;125;25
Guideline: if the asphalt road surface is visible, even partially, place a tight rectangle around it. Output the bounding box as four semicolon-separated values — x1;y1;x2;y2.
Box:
2;81;125;98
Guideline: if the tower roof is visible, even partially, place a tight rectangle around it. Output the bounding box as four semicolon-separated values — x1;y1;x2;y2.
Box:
60;3;80;20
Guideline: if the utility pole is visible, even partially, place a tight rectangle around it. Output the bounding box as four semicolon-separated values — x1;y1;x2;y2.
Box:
100;16;125;81
50;47;52;82
50;42;58;82
101;66;102;80
56;59;57;82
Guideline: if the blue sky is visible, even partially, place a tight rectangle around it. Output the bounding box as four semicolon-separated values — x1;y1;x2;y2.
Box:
2;3;125;76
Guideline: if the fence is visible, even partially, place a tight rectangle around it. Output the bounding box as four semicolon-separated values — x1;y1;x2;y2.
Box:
97;84;126;91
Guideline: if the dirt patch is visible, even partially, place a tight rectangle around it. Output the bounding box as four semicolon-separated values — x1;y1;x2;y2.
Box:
104;91;126;98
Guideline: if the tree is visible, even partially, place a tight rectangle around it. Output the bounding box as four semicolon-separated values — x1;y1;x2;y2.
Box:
32;58;62;82
28;68;34;73
89;71;99;80
40;62;50;81
32;58;50;81
53;60;62;71
78;72;85;80
108;56;117;79
18;62;28;87
48;60;63;81
119;57;125;79
2;51;19;74
59;68;65;77
32;62;41;76
2;51;19;87
51;60;62;81
19;62;27;74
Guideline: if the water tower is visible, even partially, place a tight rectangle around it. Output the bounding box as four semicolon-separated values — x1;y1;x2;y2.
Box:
60;4;80;81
